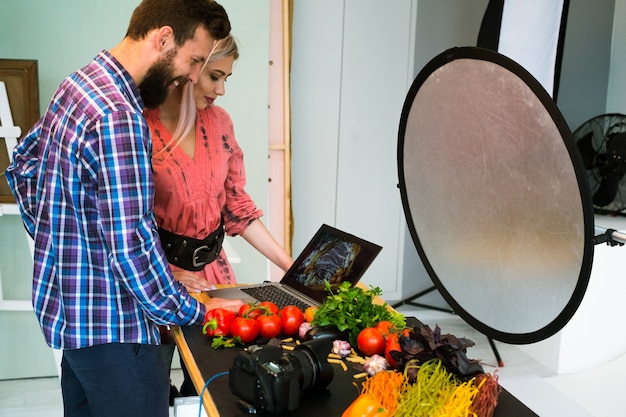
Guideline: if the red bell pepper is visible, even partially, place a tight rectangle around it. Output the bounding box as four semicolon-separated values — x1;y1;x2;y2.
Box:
202;308;237;337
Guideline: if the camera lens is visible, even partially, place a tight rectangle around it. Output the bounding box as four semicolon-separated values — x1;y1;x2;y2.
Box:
292;338;334;390
229;339;335;413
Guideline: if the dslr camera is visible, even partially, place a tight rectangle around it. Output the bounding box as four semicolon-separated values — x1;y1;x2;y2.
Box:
229;338;334;413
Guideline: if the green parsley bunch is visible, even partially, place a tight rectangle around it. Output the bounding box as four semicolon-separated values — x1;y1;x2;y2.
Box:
311;281;406;345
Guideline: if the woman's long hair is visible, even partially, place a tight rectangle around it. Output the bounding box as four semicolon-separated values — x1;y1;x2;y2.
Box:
158;35;239;157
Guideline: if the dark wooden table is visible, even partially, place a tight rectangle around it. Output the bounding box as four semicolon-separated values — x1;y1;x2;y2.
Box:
172;291;538;416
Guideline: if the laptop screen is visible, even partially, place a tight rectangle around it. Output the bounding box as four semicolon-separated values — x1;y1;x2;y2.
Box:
280;224;383;304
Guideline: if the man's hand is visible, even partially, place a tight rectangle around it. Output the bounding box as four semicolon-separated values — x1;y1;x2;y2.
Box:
203;297;244;313
170;270;243;312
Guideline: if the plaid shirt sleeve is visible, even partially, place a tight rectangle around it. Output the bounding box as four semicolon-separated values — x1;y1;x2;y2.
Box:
5;120;43;237
95;110;204;326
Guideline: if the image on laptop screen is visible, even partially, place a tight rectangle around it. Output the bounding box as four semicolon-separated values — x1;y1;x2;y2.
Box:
280;224;382;303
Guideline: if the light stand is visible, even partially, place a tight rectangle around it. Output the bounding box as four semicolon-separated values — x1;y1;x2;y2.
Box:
392;287;504;367
593;226;626;246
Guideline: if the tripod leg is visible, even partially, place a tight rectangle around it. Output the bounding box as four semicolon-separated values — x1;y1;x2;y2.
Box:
394;285;505;366
391;286;454;313
487;337;504;367
391;286;439;309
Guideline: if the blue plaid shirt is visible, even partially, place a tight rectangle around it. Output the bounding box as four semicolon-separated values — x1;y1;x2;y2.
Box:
6;51;205;350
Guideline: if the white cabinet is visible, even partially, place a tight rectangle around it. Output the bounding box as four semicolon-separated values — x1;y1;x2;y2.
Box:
291;0;416;300
291;0;488;302
518;215;626;374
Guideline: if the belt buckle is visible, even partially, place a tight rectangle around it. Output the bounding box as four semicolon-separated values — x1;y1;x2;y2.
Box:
192;245;210;268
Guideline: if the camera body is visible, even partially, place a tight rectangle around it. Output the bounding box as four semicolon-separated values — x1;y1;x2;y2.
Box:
229;339;334;413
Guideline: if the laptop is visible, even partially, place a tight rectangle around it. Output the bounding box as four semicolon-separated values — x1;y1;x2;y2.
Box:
206;224;382;311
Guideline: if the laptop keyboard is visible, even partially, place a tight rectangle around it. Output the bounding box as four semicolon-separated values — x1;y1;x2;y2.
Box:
241;285;312;311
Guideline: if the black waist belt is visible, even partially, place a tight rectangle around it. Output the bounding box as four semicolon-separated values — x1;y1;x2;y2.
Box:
158;220;225;271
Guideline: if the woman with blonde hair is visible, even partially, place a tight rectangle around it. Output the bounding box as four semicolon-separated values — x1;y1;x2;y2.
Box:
144;34;292;401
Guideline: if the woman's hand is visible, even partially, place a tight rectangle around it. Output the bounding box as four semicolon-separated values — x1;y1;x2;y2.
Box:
172;270;213;293
171;270;243;312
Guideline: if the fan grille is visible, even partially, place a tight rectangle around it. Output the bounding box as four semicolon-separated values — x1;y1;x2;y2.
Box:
573;113;626;214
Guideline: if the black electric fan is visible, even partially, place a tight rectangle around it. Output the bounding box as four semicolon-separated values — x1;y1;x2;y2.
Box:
574;113;626;214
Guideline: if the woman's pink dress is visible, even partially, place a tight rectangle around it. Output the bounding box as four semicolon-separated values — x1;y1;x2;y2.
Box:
144;105;262;284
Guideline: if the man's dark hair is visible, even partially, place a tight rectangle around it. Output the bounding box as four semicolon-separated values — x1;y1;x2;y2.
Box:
126;0;231;45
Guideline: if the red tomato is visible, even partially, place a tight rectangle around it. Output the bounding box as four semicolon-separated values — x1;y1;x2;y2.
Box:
230;317;259;343
384;333;401;369
279;305;305;336
357;327;385;357
259;301;279;316
238;303;262;319
374;320;395;340
257;314;283;339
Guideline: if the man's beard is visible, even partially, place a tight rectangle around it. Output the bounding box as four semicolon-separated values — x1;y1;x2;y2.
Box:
139;50;184;109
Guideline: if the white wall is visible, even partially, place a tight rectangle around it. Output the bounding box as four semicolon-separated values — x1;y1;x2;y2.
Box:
557;0;615;130
291;0;418;300
607;0;626;112
291;0;489;304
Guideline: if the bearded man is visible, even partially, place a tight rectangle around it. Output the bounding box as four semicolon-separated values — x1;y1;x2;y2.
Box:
5;1;242;416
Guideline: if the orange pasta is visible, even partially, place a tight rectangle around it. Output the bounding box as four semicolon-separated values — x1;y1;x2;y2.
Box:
360;370;406;415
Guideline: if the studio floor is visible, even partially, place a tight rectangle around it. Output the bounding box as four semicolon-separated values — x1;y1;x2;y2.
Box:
0;306;622;417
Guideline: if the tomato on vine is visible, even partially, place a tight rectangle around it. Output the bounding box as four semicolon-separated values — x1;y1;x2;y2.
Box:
230;316;259;343
374;320;396;340
259;301;279;316
239;303;261;319
384;333;401;369
257;314;283;339
357;327;386;357
279;305;305;336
